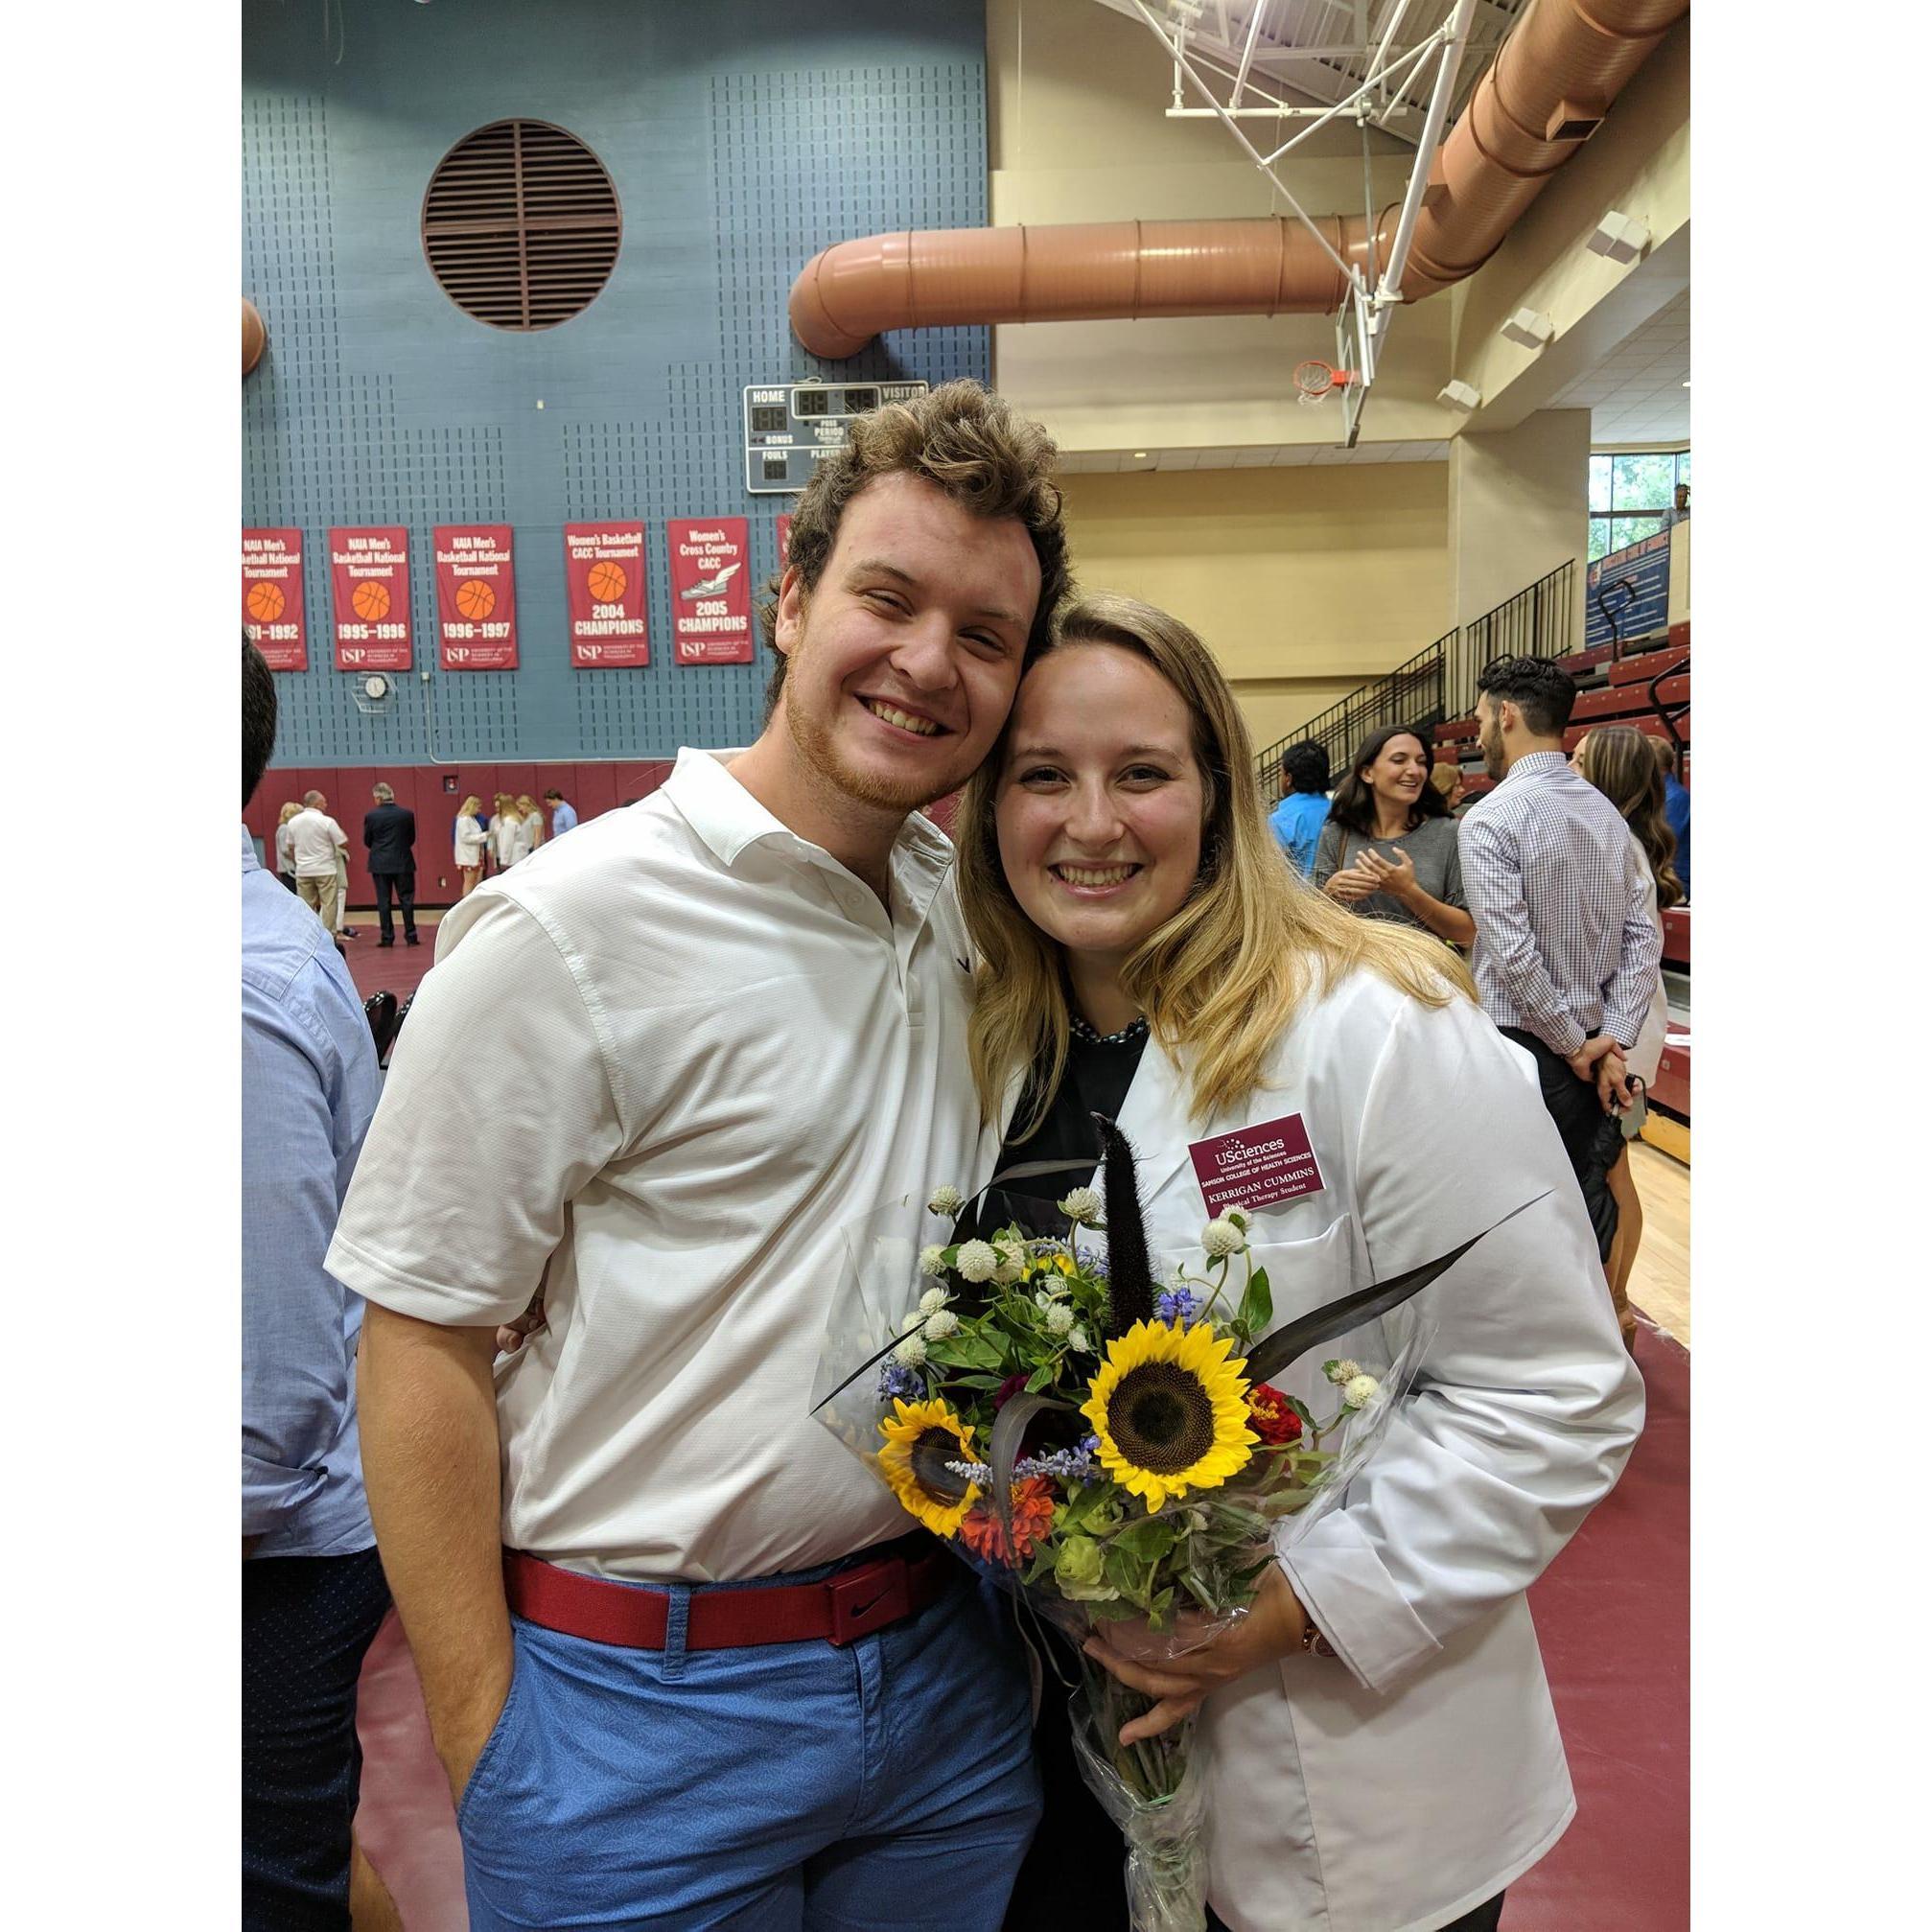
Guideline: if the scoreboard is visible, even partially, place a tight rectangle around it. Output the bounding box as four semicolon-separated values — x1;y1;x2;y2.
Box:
742;381;929;495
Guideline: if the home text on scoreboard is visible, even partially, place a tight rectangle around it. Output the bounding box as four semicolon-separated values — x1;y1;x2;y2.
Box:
742;381;930;496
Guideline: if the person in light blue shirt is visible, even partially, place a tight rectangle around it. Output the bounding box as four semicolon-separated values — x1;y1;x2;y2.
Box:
241;638;390;1929
543;786;578;838
1267;738;1332;875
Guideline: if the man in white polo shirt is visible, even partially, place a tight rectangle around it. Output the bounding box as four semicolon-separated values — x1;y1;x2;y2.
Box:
329;382;1071;1931
286;789;349;935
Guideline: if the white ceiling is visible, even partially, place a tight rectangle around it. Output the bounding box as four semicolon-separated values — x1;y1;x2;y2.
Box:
1548;289;1690;443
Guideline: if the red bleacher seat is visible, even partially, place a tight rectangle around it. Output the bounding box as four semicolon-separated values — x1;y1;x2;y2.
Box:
1435;718;1480;743
1570;675;1689;724
1608;645;1690;688
1649;1033;1690;1118
1563;710;1687;753
1661;906;1688;967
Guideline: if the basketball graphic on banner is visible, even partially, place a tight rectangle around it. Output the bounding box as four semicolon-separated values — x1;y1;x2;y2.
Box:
587;559;628;604
454;578;497;621
245;580;286;624
351;579;391;622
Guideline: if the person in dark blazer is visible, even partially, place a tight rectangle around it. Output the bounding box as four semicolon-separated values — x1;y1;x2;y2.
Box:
362;783;419;948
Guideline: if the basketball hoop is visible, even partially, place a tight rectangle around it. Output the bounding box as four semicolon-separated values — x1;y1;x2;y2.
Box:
1292;359;1359;405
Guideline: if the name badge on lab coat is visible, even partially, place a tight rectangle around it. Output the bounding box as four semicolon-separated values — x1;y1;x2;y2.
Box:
1187;1112;1325;1218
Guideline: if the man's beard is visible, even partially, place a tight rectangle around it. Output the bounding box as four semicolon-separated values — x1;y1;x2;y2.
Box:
784;694;949;814
1479;723;1506;780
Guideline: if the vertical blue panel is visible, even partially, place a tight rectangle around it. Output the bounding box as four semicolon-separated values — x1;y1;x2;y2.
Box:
243;0;989;765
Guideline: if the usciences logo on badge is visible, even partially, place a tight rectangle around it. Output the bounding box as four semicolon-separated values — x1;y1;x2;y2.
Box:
1188;1113;1325;1218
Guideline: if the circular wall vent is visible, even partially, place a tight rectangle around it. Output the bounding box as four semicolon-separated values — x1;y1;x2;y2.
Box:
422;119;621;331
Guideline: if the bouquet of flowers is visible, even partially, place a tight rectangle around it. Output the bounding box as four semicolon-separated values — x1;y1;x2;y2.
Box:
813;1116;1532;1932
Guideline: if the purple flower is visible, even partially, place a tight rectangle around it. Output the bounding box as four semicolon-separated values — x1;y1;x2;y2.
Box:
1154;1286;1202;1326
1076;1245;1110;1282
877;1363;923;1403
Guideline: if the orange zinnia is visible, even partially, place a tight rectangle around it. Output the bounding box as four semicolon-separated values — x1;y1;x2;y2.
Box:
960;1477;1058;1567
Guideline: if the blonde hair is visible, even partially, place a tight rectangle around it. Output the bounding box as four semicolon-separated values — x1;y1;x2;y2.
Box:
1575;727;1684;910
277;801;302;826
515;794;537;816
459;794;482;817
956;594;1475;1135
1427;761;1462;803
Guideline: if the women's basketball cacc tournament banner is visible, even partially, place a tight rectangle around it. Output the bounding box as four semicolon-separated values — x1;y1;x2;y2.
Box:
432;524;517;670
242;527;308;671
666;517;754;664
563;523;649;667
328;526;412;672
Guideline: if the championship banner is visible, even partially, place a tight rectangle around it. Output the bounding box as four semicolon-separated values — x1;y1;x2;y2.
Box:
328;526;412;672
564;522;649;667
666;517;754;664
243;527;308;671
433;524;517;670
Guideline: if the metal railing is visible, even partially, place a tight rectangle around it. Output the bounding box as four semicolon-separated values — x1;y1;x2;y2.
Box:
1253;559;1575;791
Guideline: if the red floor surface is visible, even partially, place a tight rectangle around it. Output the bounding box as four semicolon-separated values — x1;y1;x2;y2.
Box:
1505;1320;1689;1929
339;923;441;1009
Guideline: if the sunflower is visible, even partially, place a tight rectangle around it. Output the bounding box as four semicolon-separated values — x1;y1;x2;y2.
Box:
876;1398;981;1538
1082;1318;1258;1511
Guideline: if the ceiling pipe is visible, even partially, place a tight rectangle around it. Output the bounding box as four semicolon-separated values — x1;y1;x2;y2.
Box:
788;0;1688;360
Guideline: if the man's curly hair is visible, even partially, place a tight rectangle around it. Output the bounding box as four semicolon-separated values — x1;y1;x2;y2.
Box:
758;380;1071;715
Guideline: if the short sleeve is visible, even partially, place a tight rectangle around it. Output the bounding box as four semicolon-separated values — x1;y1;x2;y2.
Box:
1312;821;1343;891
325;893;627;1326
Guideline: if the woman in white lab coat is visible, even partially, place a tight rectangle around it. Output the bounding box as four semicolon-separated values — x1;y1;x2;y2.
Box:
953;594;1644;1932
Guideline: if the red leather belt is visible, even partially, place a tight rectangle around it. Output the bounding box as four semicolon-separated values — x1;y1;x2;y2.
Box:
503;1537;953;1652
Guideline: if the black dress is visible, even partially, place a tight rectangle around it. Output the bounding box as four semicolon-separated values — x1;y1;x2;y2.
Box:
962;1016;1148;1932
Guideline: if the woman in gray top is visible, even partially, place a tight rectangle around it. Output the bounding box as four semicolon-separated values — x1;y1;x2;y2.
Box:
1314;723;1475;948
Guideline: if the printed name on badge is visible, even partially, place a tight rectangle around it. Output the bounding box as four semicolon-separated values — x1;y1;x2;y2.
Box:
1188;1113;1325;1218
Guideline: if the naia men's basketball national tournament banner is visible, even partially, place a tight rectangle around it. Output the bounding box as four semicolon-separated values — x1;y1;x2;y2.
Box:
563;523;649;667
433;524;517;670
243;528;308;671
666;518;753;664
328;526;412;672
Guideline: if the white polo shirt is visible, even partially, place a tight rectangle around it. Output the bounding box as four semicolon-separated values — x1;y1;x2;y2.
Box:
288;808;346;878
326;748;994;1582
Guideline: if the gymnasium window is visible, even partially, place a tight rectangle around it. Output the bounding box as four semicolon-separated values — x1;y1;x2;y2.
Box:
1588;449;1690;562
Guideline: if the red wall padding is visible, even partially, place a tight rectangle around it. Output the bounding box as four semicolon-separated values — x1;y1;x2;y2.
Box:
245;762;674;906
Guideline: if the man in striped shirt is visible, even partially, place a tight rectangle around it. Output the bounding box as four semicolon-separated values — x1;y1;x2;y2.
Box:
1458;655;1662;1263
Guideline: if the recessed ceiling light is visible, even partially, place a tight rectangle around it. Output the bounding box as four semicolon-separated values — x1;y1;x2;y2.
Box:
1133;451;1148;459
1681;380;1689;387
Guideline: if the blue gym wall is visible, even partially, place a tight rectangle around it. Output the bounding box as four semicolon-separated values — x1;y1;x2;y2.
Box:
244;0;990;767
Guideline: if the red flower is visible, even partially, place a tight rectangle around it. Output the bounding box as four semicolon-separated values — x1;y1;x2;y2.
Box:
960;1477;1057;1567
991;1373;1029;1410
1247;1384;1303;1446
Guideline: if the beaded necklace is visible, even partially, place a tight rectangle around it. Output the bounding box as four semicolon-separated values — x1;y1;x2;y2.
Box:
1069;1012;1150;1048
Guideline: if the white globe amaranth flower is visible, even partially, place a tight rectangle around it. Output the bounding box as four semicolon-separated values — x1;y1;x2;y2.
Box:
1342;1373;1381;1409
992;1237;1028;1285
919;1286;949;1314
894;1334;928;1368
898;1310;927;1333
1044;1301;1075;1338
1067;1323;1092;1353
955;1240;999;1284
1201;1217;1247;1258
918;1246;948;1279
924;1310;961;1340
1325;1358;1362;1385
927;1184;966;1218
1058;1186;1102;1226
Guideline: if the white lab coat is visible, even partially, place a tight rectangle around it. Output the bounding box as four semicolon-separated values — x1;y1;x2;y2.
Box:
1035;966;1643;1932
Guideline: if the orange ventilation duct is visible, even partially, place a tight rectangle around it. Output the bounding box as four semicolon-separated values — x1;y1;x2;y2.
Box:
789;0;1688;359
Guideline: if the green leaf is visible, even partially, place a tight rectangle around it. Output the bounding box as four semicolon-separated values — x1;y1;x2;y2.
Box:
1106;1516;1178;1564
1236;1266;1273;1340
1024;1363;1058;1394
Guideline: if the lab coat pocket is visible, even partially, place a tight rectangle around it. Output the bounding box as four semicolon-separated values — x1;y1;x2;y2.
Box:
1237;1214;1372;1416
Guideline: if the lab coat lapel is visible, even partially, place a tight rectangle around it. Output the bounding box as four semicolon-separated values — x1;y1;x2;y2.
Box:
1105;1035;1197;1215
